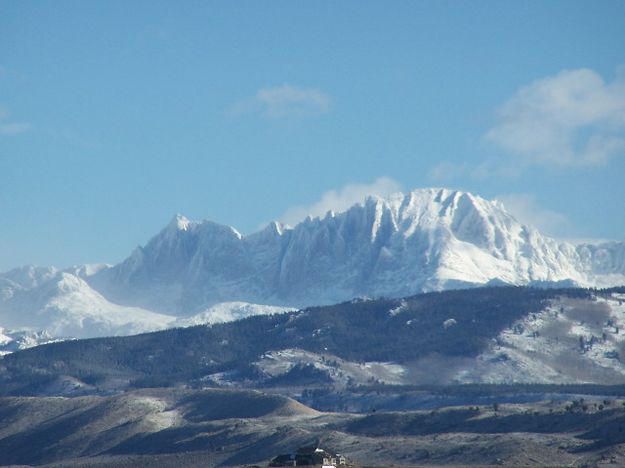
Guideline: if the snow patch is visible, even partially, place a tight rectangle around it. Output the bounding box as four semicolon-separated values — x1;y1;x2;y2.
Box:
174;302;294;327
443;318;457;329
389;299;408;317
251;348;406;387
462;293;625;384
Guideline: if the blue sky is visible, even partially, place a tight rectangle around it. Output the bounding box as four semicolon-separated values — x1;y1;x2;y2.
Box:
1;1;625;270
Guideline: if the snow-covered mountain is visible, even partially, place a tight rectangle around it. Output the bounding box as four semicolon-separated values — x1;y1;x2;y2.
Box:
0;269;175;338
88;188;625;313
2;188;624;341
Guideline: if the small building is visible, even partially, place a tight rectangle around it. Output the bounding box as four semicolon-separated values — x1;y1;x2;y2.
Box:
269;445;348;467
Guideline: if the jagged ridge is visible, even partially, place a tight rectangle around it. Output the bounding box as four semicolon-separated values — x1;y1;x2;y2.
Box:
88;188;624;314
1;187;624;340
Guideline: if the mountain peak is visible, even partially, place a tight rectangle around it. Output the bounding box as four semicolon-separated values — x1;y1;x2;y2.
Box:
266;220;287;236
168;213;191;232
81;186;625;316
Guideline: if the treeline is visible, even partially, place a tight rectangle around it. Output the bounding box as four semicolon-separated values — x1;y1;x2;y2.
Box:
349;383;625;397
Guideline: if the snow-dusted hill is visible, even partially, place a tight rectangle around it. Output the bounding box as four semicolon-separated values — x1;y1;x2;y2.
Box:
1;188;624;342
466;293;625;384
5;286;625;390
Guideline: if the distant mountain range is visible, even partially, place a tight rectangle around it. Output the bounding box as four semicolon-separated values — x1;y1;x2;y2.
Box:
1;188;624;342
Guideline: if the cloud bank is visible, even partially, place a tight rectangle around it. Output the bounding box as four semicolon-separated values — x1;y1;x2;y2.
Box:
277;177;403;227
429;67;625;183
486;68;625;167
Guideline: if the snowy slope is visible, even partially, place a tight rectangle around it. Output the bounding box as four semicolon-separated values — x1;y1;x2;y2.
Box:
197;292;625;387
451;293;625;384
173;302;294;327
0;265;58;301
0;328;68;357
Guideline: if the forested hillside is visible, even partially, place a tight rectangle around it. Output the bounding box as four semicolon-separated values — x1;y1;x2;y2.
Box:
1;286;608;396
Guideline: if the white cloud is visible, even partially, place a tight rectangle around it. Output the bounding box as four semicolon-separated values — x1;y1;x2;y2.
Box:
230;84;332;118
0;106;31;135
486;68;625;167
277;177;403;226
428;158;523;182
0;122;31;135
496;193;569;237
427;161;469;181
